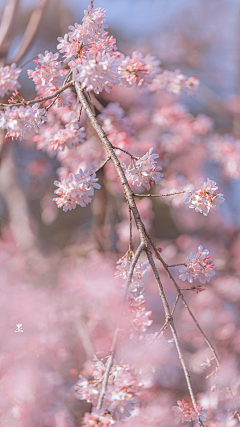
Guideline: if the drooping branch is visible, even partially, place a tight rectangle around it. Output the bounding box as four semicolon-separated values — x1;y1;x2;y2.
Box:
96;242;146;410
74;77;205;426
145;228;220;367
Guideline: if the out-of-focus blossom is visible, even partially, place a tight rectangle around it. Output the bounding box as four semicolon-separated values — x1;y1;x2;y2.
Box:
118;51;161;90
0;63;21;97
208;134;240;179
149;69;199;95
172;400;207;424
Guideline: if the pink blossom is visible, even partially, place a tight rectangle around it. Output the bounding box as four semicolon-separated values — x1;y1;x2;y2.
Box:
72;52;119;94
53;169;100;211
27;51;63;88
118;51;161;89
0;103;47;140
184;178;225;216
123;148;163;191
0;63;21;97
82;412;115;427
149;69;199;95
76;356;141;421
172;399;208;424
179;245;217;285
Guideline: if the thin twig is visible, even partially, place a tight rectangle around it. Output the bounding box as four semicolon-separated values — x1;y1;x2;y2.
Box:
45;70;72;111
89;93;104;112
129;206;133;251
90;157;110;176
151;295;180;345
133;191;186;198
96;242;146;410
18;55;39;68
112;145;139;160
145;228;220;368
89;0;95;12
168;263;187;267
0;80;74;109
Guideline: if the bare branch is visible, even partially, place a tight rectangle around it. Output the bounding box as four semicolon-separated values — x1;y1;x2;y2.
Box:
11;0;50;64
0;80;74;109
0;0;19;65
90;157;111;176
129;206;133;251
168;263;187;267
112;145;139;160
89;93;104;112
133;191;186;198
151;295;180;345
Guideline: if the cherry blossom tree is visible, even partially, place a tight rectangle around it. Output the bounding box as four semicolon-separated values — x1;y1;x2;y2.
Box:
0;1;240;427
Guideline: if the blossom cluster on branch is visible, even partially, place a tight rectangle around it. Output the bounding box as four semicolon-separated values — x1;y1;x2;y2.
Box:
0;2;235;426
53;168;100;211
115;251;153;340
76;356;142;423
184;178;225;216
179;245;217;287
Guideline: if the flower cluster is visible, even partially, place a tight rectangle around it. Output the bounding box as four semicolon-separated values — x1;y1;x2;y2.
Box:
184;178;225;216
118;51;161;90
0;63;21;98
53;168;100;211
82;412;115;427
76;356;141;423
27;51;65;89
115;251;152;340
49;111;85;151
73;52;119;94
57;7;110;63
179;245;217;285
149;69;200;95
172;400;208;424
0;103;47;140
208;134;240;180
123;148;163;191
